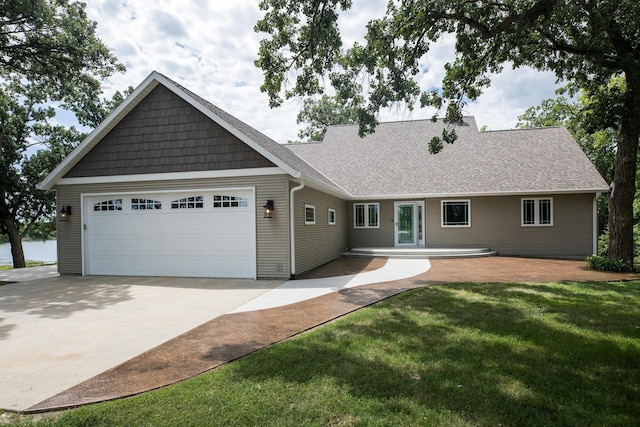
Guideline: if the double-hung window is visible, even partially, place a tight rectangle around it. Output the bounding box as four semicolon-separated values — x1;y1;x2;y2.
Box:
354;203;379;228
441;200;470;227
521;198;553;226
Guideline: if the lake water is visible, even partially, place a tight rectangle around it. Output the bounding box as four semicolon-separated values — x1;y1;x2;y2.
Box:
0;240;57;265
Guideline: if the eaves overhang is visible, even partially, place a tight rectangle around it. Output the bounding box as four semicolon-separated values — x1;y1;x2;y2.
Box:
345;187;610;201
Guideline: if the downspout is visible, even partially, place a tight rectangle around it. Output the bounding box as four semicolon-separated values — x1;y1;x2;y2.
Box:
593;193;600;255
289;179;305;279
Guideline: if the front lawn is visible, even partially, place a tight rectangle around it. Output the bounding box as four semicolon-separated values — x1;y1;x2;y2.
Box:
11;280;640;426
0;261;54;271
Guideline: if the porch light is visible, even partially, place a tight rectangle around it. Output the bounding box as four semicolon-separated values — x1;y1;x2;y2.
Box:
60;206;72;221
263;200;274;218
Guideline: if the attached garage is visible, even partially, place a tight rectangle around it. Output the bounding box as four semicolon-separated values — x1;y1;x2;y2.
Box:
83;189;256;278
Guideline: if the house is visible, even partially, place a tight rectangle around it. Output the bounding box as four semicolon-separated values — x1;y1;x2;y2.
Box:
39;71;609;279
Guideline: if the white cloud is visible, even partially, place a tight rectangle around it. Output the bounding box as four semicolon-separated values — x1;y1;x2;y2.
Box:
83;0;563;143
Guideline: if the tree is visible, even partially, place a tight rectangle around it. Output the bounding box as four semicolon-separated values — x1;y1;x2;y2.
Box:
516;96;577;129
255;0;640;265
295;95;360;142
0;0;123;268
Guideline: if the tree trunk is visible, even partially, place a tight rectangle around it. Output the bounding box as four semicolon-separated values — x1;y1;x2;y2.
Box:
0;198;26;268
6;218;26;268
608;71;640;265
0;215;26;268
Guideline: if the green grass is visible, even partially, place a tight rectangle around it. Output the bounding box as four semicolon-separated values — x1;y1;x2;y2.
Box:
10;280;640;426
0;261;54;271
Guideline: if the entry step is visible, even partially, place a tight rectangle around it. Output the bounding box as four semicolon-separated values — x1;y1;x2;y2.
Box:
343;247;498;259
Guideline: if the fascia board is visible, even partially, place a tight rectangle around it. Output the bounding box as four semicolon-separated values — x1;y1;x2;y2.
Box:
55;167;287;186
347;187;611;200
295;174;351;199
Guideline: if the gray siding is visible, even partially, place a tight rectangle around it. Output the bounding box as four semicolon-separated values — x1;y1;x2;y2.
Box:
293;185;347;276
426;194;595;258
54;174;290;279
65;85;275;178
347;200;395;248
344;194;595;258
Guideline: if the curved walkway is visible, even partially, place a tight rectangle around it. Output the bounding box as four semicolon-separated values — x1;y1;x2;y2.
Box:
8;257;640;413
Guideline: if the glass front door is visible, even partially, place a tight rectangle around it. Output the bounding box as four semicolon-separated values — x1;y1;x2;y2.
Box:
397;204;415;244
395;201;425;246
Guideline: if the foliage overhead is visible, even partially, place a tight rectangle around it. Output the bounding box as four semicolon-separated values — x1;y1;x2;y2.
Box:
256;0;639;148
0;0;124;106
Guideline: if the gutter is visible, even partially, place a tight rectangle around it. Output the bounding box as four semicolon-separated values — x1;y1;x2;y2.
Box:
593;193;600;255
289;180;305;279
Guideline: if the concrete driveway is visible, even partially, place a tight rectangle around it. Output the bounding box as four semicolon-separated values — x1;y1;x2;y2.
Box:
0;275;283;411
1;258;433;412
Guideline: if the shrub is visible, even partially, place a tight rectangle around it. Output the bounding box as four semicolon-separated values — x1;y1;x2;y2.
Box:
586;255;636;272
596;223;640;268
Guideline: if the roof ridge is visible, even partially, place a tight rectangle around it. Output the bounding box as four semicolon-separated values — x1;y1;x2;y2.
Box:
483;126;566;133
326;116;477;129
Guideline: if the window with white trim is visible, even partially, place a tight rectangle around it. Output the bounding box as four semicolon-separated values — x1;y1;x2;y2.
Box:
328;208;336;225
213;195;248;208
441;200;470;227
305;204;316;225
354;203;379;228
131;198;162;210
93;199;122;212
171;196;204;209
521;198;553;226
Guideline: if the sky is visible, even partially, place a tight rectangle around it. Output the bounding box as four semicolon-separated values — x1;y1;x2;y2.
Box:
82;0;563;143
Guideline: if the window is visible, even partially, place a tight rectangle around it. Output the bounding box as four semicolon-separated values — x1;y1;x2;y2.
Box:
305;204;316;225
131;198;162;210
328;208;336;225
213;195;248;208
93;199;122;212
522;198;553;226
354;203;379;228
171;196;204;209
441;200;470;227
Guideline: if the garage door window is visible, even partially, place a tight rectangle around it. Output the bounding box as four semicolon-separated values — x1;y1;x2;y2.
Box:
213;195;248;208
131;198;162;210
93;199;122;211
171;196;204;209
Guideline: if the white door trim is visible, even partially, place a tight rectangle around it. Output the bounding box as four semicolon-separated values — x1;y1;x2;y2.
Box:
81;187;256;278
394;201;425;247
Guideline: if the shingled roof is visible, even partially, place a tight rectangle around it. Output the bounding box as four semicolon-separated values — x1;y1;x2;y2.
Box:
39;71;608;199
287;117;609;198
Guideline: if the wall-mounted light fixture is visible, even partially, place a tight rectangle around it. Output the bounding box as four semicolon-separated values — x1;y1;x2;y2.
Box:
60;206;72;221
263;200;274;218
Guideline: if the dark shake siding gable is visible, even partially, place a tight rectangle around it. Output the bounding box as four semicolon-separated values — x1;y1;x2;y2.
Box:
65;85;275;178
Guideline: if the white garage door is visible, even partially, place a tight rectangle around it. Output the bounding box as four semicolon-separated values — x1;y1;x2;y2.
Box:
84;189;256;278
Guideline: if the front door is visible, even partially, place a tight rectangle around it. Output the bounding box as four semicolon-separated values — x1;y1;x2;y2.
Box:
394;201;425;247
